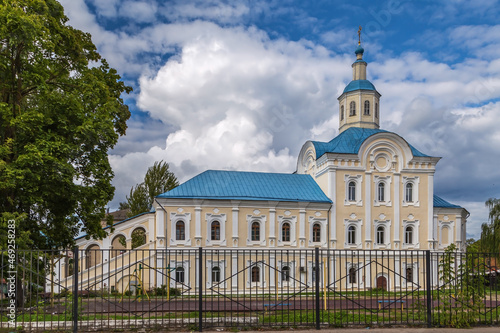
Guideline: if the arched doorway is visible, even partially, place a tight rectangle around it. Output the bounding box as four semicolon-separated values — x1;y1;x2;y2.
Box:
376;275;387;291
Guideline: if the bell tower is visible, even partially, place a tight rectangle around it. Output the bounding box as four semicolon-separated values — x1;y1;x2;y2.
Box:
338;27;381;133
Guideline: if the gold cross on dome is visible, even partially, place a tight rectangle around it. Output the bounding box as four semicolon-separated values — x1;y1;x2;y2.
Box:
358;26;362;45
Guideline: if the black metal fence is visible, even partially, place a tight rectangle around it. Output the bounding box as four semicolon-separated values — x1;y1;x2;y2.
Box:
0;248;499;331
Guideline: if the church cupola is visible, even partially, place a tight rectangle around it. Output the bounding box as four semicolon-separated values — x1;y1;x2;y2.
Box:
338;27;381;133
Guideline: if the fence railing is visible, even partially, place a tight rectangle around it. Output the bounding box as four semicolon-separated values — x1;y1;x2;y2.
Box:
0;248;498;331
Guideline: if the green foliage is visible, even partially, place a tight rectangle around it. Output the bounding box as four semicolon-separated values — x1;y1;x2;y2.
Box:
0;0;132;249
151;285;181;297
125;160;179;217
435;244;486;327
131;228;146;249
480;198;500;255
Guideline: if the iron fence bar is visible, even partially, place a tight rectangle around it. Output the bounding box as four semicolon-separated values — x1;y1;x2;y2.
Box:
198;247;203;332
73;247;79;333
426;250;432;327
315;247;320;329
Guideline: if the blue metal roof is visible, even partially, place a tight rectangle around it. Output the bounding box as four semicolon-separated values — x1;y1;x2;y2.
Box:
343;79;376;93
433;195;462;209
311;127;429;159
157;170;332;203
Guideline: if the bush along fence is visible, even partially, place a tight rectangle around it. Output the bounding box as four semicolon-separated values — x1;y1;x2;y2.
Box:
0;247;499;332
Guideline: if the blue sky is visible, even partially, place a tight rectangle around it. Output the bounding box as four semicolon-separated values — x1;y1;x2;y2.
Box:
59;0;500;239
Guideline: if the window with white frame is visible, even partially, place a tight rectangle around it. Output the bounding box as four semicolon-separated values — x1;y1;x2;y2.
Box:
246;261;265;287
282;222;290;242
364;100;370;115
405;226;413;244
344;175;363;206
373;219;391;249
206;213;227;246
246;215;266;246
348;181;356;201
344;219;362;248
278;215;297;246
378;183;385;202
349;101;356;116
170;212;191;246
313;223;321;242
376;226;385;244
206;260;226;287
170;260;190;287
373;175;392;206
346;263;362;288
402;220;420;249
307;261;323;287
278;260;296;287
402;176;420;206
176;221;185;241
251;222;260;241
403;262;418;286
308;216;326;246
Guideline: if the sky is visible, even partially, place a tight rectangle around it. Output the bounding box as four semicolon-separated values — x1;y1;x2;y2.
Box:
58;0;500;240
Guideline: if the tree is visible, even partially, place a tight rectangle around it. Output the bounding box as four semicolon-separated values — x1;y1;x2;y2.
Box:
123;161;178;217
479;198;500;255
0;0;132;250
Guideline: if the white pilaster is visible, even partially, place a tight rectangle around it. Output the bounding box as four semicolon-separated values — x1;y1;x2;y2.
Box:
328;169;337;247
299;208;306;248
232;201;239;247
428;173;434;242
365;173;372;245
394;174;400;243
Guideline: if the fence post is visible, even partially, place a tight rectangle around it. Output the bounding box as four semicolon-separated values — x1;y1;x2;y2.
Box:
315;247;320;330
73;246;79;333
198;247;203;332
425;250;432;328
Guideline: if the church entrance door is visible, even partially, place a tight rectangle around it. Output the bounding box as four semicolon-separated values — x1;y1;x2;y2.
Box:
376;276;387;290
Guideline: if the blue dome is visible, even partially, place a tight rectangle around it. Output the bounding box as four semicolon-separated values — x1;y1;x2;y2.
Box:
343;79;376;93
355;45;364;55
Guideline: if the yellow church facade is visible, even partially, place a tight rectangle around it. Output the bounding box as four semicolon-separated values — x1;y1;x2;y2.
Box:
55;43;468;294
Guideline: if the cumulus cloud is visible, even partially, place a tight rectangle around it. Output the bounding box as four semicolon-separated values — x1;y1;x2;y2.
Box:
59;0;500;239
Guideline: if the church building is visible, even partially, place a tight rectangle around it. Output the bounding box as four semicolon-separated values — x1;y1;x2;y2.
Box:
59;41;468;293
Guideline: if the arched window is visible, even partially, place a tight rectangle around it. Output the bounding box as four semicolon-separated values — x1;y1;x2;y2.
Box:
131;227;146;249
349;101;356;116
364;100;370;115
348;226;356;244
175;267;185;283
251;222;260;241
375;103;379;118
348;181;356;201
251;266;260;283
111;235;126;258
405;226;413;244
405;183;413;202
340;105;344;120
176;221;185;240
282;222;290;242
212;266;221;283
86;245;101;269
211;221;221;241
378;182;385;202
406;267;413;283
349;267;357;284
376;226;385;244
282;266;290;282
312;223;321;242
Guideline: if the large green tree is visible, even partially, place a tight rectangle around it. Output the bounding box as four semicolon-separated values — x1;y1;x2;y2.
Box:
0;0;132;249
480;198;500;254
124;161;179;217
